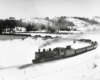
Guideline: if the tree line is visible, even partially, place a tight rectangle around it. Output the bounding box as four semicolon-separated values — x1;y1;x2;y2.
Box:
0;16;75;34
74;17;100;25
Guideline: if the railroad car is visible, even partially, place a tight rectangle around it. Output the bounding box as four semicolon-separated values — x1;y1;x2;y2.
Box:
86;45;94;51
84;39;91;43
34;35;41;37
76;47;87;54
45;36;52;38
79;39;86;42
93;41;98;49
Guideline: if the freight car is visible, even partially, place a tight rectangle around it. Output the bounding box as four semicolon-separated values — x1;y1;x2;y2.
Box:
32;39;98;63
34;35;41;37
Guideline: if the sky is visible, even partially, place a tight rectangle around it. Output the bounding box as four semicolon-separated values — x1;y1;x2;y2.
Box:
0;0;100;19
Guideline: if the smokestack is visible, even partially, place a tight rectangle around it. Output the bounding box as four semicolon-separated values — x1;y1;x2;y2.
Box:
43;49;45;52
49;48;51;51
38;49;40;52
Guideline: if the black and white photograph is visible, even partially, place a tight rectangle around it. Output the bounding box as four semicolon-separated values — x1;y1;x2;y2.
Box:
0;0;100;80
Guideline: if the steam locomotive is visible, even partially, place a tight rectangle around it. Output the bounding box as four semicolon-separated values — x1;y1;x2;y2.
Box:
32;39;98;63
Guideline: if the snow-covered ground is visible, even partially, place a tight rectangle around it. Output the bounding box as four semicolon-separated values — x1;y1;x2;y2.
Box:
0;30;100;80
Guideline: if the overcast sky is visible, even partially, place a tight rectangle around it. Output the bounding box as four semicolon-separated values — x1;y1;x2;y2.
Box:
0;0;100;19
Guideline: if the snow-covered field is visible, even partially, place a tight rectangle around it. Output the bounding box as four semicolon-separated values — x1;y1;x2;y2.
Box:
0;30;100;80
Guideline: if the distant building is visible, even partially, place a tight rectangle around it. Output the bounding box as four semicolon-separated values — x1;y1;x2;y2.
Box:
14;27;26;32
9;17;15;20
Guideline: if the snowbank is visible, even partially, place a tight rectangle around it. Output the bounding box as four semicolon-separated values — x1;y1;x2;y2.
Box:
0;30;100;80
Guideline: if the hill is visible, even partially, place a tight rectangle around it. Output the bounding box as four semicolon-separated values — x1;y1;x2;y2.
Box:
1;16;100;33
